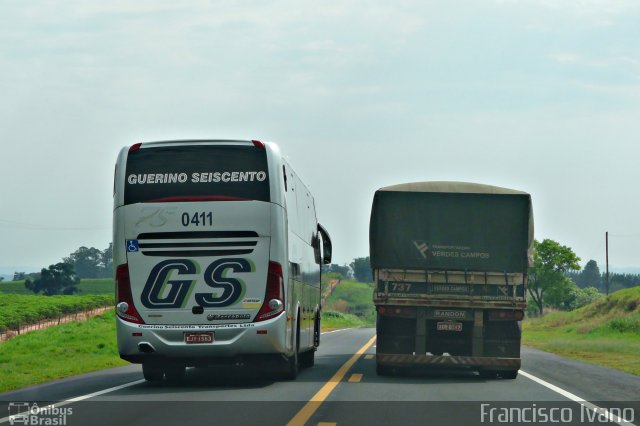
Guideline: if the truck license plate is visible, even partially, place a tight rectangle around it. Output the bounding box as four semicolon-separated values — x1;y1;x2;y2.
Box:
437;322;462;332
185;332;214;344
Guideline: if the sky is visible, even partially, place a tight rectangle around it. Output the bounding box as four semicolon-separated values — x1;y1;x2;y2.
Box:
1;0;639;274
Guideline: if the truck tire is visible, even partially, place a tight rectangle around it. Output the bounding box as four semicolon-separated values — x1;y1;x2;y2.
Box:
500;370;518;380
479;370;498;379
376;362;393;376
142;363;164;382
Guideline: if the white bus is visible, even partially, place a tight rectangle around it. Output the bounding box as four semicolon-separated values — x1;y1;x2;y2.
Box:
112;140;332;381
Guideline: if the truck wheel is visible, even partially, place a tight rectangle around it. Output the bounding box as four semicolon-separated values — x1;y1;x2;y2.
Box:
164;364;186;383
142;363;163;382
376;362;393;376
479;370;498;379
500;370;518;380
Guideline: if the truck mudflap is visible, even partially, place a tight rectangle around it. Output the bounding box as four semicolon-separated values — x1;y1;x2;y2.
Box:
376;353;521;370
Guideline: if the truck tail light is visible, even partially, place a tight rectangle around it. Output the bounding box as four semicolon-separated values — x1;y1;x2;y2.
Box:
377;306;414;317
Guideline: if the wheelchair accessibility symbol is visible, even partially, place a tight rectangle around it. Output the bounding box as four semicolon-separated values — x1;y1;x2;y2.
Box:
126;240;139;253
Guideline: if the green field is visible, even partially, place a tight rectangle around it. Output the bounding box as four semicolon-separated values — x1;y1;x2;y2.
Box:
324;280;375;326
0;310;127;392
0;278;114;295
0;293;113;332
523;286;640;375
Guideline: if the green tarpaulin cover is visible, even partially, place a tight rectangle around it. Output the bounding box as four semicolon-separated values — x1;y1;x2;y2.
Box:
369;182;533;273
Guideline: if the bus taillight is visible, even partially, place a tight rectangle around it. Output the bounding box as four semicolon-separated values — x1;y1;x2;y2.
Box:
115;264;145;324
255;261;285;322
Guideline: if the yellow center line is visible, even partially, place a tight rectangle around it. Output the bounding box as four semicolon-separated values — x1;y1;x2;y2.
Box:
286;335;377;426
348;373;363;383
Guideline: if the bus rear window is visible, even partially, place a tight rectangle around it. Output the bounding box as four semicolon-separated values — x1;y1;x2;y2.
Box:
124;145;270;205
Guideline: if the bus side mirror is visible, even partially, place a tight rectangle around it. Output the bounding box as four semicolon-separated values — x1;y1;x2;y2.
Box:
318;223;332;265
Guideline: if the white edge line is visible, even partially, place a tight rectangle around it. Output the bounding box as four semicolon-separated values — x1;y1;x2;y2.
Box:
520;370;636;426
321;328;352;335
0;379;145;424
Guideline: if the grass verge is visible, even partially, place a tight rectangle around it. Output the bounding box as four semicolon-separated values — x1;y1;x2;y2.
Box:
0;310;127;393
523;286;640;376
321;311;369;331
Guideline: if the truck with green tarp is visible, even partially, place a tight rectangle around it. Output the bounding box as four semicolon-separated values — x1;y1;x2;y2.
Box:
370;181;533;379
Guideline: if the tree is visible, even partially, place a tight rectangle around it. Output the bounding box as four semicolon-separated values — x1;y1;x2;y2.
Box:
528;239;581;315
25;263;80;295
64;246;104;278
579;260;601;290
350;257;373;283
574;286;603;308
100;243;113;278
322;263;352;279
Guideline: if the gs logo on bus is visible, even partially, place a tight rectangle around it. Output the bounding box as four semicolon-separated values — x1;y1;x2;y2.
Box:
140;258;253;309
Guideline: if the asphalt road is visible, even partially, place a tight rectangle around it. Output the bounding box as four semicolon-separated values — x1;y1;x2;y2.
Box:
1;328;639;426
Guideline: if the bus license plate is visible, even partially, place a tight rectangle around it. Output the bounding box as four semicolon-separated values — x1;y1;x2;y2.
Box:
185;332;214;344
437;322;462;332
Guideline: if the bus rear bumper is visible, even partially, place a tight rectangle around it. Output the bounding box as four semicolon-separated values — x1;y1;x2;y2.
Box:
117;312;289;366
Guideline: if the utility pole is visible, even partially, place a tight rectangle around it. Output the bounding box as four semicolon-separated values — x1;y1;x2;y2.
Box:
605;231;610;296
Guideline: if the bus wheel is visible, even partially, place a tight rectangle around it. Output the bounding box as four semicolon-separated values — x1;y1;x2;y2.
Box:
283;318;300;380
300;349;315;368
164;364;186;383
283;349;299;380
142;363;163;382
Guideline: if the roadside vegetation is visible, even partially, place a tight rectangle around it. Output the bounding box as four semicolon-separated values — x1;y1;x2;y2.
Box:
523;286;640;375
0;310;126;392
321;311;370;330
323;278;375;327
0;278;114;295
0;293;113;332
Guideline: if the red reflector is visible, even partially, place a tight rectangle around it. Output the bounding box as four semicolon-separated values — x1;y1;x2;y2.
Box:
132;332;143;337
116;264;145;324
252;140;265;149
128;143;142;153
254;261;285;322
257;330;268;335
